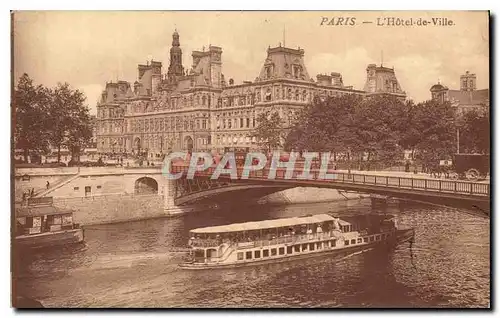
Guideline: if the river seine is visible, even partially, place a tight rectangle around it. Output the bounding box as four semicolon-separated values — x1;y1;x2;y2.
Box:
13;199;490;308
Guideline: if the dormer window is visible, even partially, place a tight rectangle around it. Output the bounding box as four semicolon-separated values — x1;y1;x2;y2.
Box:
265;66;273;79
293;65;301;79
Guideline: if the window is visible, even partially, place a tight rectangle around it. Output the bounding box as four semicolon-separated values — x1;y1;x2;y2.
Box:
85;186;91;197
74;187;79;191
331;240;336;247
351;239;356;245
246;251;252;259
316;242;321;250
254;250;261;258
358;238;363;243
376;235;381;241
302;244;308;252
237;252;244;260
370;236;375;242
266;66;272;78
263;250;269;257
271;248;277;256
97;185;102;189
246;118;250;128
382;234;386;240
265;90;272;101
279;247;285;255
286;246;293;254
345;240;350;246
309;243;315;251
240;118;243;128
294;245;300;253
363;237;368;243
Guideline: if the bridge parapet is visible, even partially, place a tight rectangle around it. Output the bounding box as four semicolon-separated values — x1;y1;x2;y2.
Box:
169;164;490;198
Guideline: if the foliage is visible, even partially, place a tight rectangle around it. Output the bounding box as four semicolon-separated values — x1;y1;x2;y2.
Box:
458;106;490;154
13;74;52;162
250;110;284;152
285;93;464;169
13;74;93;163
410;100;456;166
48;83;93;161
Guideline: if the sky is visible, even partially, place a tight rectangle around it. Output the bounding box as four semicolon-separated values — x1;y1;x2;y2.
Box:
13;11;489;114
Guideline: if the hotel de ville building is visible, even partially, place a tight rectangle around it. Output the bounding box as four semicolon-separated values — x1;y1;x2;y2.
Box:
96;31;406;158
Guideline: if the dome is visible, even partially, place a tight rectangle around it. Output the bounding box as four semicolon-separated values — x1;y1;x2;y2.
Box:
430;83;447;91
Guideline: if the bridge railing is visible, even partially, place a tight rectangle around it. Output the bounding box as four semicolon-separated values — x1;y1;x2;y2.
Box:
169;164;490;197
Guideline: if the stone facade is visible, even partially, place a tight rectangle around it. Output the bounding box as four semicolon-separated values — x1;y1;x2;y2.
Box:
96;31;406;158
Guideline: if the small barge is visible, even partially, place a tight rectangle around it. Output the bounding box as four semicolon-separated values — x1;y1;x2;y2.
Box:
180;213;414;269
15;197;84;248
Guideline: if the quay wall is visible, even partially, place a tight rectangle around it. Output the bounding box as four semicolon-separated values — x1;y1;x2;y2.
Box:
53;194;165;226
14;167;165;201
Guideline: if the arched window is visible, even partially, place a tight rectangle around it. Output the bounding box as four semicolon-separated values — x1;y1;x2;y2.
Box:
202;95;207;106
295;90;300;101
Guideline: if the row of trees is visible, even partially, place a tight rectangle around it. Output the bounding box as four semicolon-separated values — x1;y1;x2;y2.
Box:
251;94;489;168
14;73;93;163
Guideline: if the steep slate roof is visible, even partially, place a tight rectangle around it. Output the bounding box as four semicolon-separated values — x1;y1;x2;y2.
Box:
257;46;311;81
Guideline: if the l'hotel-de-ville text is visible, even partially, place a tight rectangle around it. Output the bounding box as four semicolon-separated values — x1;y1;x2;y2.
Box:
320;16;455;27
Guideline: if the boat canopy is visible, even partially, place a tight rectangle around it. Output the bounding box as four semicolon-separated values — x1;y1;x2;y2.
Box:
16;205;75;218
190;214;346;234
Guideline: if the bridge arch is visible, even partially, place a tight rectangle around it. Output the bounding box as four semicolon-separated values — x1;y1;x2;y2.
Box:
134;177;158;195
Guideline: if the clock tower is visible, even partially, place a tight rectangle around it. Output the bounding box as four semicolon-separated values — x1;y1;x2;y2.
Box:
167;30;185;81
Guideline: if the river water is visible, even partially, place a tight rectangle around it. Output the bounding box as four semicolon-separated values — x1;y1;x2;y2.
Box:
13;199;490;308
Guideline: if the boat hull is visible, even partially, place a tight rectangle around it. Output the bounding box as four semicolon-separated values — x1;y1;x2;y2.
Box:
15;229;84;248
180;228;414;270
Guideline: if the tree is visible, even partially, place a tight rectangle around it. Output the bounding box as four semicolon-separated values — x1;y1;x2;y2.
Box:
411;100;456;168
285;94;364;159
353;95;407;167
13;74;52;162
458;106;490;154
47;82;92;163
250;110;284;152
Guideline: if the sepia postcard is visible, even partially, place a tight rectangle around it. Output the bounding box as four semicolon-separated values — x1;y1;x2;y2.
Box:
11;11;490;309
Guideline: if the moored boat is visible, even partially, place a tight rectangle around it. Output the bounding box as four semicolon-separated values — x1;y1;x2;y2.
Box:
180;213;414;269
15;198;84;248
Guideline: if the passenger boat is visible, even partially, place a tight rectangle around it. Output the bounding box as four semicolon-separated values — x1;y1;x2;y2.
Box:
15;198;84;248
180;213;414;269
